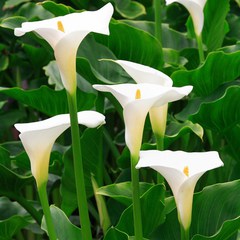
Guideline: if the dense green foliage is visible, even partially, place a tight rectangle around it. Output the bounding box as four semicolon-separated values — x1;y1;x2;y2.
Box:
0;0;240;239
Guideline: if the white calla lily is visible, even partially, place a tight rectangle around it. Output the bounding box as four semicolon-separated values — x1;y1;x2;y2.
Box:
14;3;113;93
114;60;174;139
93;83;192;156
15;111;105;187
165;0;207;36
136;150;223;231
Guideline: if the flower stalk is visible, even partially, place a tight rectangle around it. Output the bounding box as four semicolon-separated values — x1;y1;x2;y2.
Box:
66;90;92;240
131;154;143;240
196;34;205;63
154;0;163;61
38;183;57;240
181;225;190;240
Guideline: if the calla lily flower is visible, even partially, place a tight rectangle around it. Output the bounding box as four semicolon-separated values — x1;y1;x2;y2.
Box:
114;60;173;139
14;111;105;187
165;0;207;36
136;150;223;231
14;3;113;94
93;83;192;156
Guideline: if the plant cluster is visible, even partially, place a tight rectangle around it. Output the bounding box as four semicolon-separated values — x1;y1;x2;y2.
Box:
0;0;240;239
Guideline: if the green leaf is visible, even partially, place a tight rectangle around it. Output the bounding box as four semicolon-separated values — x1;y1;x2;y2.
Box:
121;21;196;50
116;184;165;238
0;86;96;116
165;119;203;141
39;1;75;17
23;43;51;69
186;0;229;52
91;175;111;234
172;50;240;97
0;55;9;71
0;16;27;29
192;217;240;240
97;182;154;206
0;164;34;197
41;206;82;240
202;0;230;52
104;227;129;240
43;61;63;90
104;0;146;19
3;0;29;9
95;20;164;69
156;180;240;239
61;128;105;215
0;215;29;240
191;180;240;239
189;85;240;132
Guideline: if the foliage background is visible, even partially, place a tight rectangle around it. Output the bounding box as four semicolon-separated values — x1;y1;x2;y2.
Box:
0;0;240;239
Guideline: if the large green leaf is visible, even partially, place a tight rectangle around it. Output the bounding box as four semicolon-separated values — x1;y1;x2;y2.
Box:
95;20;164;69
103;0;146;19
3;0;29;9
104;227;129;240
186;0;229;52
122;21;196;50
0;215;29;240
97;182;154;206
61;128;104;215
41;206;82;240
154;180;240;239
77;34;129;83
0;86;96;116
202;0;229;52
0;16;27;29
172;50;240;97
191;180;240;239
116;184;165;238
40;0;75;16
188;85;240;132
0;164;33;197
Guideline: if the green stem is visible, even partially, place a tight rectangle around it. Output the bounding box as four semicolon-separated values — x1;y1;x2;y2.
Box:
154;0;164;63
131;154;143;240
196;34;205;64
38;183;57;240
180;225;190;240
155;134;164;184
66;91;92;240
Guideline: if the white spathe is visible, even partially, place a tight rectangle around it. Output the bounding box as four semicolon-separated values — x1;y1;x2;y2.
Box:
14;3;113;93
165;0;207;36
114;60;174;138
93;83;192;156
15;111;105;187
136;150;223;230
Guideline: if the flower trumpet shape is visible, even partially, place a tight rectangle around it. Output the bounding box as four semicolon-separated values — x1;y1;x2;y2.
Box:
14;3;113;94
136;150;223;230
93;83;192;156
114;60;174;138
15;111;105;187
165;0;207;36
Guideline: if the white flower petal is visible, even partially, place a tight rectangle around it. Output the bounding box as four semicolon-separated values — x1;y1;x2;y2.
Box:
15;111;105;187
115;60;173;86
136;150;223;229
54;31;89;93
94;83;192;155
14;3;113;93
165;0;206;36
